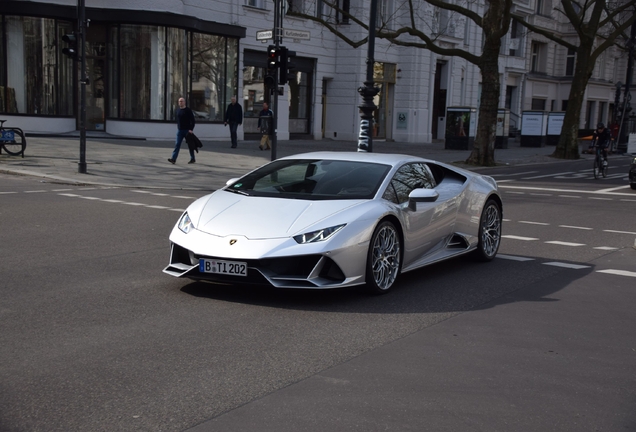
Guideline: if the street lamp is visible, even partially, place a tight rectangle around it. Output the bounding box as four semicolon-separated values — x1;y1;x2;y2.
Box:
357;0;380;152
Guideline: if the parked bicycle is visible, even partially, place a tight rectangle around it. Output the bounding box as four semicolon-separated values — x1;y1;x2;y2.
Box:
0;119;26;158
591;139;608;179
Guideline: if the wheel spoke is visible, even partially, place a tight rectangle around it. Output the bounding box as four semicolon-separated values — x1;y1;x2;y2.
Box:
371;225;400;290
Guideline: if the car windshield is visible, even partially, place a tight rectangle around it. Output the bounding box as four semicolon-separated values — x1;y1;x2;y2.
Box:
225;159;392;200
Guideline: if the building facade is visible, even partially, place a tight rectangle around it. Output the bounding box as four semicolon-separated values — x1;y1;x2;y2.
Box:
0;0;632;141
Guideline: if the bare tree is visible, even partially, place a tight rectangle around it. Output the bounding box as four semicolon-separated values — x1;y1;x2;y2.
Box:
294;0;512;166
513;0;636;159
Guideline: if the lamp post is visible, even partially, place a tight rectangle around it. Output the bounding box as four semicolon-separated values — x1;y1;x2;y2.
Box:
78;0;87;173
357;0;379;152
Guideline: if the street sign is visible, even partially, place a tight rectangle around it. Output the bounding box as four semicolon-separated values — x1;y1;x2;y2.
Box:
256;29;273;41
283;29;310;40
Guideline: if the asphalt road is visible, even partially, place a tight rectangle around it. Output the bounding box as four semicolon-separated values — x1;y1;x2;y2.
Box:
0;159;634;432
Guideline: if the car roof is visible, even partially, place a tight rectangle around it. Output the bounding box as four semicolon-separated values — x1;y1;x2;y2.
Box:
279;151;427;167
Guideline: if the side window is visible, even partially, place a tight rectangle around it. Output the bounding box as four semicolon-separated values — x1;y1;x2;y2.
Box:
384;163;436;204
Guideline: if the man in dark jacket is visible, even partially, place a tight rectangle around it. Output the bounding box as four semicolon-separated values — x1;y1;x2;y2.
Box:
258;102;274;151
168;97;196;164
224;96;243;148
591;122;611;165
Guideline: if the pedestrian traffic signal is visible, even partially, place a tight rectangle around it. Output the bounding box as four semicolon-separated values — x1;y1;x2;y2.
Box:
62;32;78;61
279;47;297;85
267;45;279;69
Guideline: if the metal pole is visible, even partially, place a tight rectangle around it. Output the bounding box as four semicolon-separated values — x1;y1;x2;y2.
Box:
270;0;281;161
357;0;379;152
78;0;87;173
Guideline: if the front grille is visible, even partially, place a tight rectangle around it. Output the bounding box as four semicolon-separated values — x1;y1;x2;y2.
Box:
171;245;346;287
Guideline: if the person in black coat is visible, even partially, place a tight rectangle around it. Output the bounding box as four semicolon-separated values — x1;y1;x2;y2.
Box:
258;102;274;151
224;96;243;148
168;97;196;164
591;122;611;165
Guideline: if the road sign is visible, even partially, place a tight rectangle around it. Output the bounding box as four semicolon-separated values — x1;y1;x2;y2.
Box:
256;29;273;41
282;29;310;40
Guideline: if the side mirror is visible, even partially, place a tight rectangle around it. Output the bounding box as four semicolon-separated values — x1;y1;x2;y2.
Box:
226;178;240;186
408;188;439;210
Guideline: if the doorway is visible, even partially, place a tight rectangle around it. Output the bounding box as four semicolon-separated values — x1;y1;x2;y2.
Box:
432;61;448;140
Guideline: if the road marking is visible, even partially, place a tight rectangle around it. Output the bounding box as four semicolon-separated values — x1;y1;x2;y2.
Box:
102;199;123;203
545;241;586;247
558;195;581;198
0;191;17;194
593;246;619;250
559;225;593;230
589;197;612;201
505;191;526;195
603;229;636;235
520;221;549;226
497;254;535;261
522;172;576;179
597;269;636;278
146;205;171;209
52;188;73;192
170;208;186;212
491;171;539;177
543;262;591;269
502;235;539;241
24;190;46;193
498;185;636;197
596;185;632;193
621;199;636;203
530;193;553;196
122;202;145;206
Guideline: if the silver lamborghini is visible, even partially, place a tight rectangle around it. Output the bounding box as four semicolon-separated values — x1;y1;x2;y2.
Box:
163;152;502;293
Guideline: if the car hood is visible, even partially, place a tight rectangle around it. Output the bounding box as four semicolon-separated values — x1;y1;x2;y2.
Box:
194;191;364;239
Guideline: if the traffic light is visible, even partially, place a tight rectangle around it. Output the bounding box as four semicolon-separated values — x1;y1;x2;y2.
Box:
279;47;297;85
267;45;279;69
62;32;78;61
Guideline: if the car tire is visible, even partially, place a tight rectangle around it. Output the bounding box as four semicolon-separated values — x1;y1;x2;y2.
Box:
473;198;502;262
366;221;402;294
631;183;636;190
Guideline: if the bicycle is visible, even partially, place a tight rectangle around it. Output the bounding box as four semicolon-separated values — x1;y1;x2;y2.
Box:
590;139;608;179
0;119;27;158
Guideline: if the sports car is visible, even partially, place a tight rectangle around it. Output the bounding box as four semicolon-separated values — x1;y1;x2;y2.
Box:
163;152;502;293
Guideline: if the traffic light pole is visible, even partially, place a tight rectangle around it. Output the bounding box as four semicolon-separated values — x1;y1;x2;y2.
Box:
270;0;283;161
78;0;87;174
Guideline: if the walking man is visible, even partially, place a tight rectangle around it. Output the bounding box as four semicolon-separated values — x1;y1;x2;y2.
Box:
168;97;196;164
224;96;243;148
258;102;274;151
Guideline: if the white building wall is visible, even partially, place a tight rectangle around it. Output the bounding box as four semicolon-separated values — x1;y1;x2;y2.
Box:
5;0;631;141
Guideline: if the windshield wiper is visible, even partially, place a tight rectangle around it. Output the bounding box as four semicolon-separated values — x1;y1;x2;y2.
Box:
226;188;249;196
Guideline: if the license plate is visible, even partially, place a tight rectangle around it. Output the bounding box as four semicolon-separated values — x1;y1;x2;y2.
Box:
0;130;15;141
199;259;247;276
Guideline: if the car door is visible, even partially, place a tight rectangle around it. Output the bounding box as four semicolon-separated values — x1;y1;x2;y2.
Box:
382;163;458;267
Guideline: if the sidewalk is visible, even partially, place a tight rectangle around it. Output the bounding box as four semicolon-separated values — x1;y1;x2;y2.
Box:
1;134;561;191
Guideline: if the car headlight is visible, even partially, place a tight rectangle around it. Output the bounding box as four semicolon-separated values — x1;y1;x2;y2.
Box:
178;212;194;234
294;224;346;244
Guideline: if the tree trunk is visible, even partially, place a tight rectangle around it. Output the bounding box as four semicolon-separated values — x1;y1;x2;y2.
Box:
466;45;501;166
553;42;595;159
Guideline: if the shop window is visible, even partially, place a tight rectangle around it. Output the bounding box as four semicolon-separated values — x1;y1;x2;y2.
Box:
190;33;236;122
1;16;73;115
